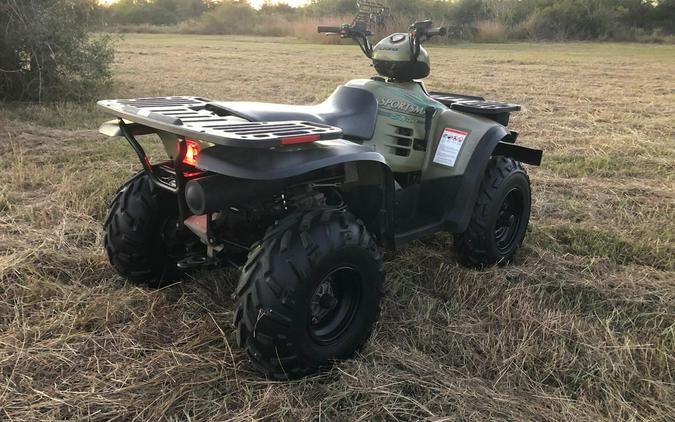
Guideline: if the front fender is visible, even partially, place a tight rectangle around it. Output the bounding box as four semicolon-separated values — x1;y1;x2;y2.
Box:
444;125;511;233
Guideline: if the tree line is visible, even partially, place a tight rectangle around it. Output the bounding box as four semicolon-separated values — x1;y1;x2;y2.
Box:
2;0;672;103
97;0;674;41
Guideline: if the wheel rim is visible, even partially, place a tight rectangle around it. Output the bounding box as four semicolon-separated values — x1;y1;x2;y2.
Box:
494;188;524;253
308;266;362;345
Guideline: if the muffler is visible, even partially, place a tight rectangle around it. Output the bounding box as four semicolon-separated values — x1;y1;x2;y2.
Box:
185;174;284;215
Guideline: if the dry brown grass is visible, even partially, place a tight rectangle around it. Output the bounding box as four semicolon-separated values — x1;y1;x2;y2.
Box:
1;35;674;421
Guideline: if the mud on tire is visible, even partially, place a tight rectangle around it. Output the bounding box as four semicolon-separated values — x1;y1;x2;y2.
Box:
454;157;531;268
104;173;182;287
233;208;384;380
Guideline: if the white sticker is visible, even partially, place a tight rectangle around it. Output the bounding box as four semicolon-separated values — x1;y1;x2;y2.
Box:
433;128;468;167
138;109;152;117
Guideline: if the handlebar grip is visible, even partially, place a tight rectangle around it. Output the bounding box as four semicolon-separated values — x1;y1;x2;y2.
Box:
428;27;447;37
318;26;342;34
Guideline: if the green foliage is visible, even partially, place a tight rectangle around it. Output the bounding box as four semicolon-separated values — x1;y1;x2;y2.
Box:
652;0;675;34
305;0;361;16
105;0;212;25
188;1;257;34
0;0;115;102
94;0;674;42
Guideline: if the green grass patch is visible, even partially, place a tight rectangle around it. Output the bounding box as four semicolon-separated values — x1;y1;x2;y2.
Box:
2;102;106;129
545;153;672;179
533;225;673;270
0;187;11;212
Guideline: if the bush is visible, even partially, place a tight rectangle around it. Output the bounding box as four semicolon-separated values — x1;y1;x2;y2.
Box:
104;0;211;26
187;1;257;35
0;0;115;102
473;21;507;43
523;0;624;41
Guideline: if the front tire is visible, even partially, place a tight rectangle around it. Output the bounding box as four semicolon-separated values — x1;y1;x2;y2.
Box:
104;173;182;287
454;157;531;267
233;209;384;380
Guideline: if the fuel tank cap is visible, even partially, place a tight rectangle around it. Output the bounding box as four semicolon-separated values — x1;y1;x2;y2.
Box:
390;33;406;43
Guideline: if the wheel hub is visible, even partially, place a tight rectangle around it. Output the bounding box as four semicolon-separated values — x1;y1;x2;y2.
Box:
310;278;338;324
494;188;524;252
308;267;362;345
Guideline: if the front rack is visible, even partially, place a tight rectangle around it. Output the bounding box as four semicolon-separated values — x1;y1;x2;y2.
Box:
98;96;343;148
430;91;521;126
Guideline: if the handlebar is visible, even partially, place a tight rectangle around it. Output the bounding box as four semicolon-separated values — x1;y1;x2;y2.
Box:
427;27;447;37
410;20;446;41
317;26;342;34
408;22;447;63
317;24;373;58
318;24;371;37
317;19;446;61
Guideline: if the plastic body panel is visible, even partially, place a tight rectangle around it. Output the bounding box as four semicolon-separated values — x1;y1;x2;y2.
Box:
372;33;430;80
196;139;387;180
344;79;446;172
421;109;502;180
344;79;504;180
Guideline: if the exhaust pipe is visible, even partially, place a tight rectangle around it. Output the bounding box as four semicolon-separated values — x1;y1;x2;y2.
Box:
185;174;284;215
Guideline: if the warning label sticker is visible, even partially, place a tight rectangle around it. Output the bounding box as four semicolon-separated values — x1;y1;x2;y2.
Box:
433;128;468;167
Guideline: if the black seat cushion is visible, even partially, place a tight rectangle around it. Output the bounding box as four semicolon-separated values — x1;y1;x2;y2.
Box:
212;86;378;140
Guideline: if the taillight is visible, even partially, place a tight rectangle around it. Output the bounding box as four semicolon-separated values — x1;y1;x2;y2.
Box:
183;139;200;166
280;134;321;145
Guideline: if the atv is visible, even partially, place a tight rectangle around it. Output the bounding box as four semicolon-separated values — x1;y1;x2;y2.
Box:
97;3;542;380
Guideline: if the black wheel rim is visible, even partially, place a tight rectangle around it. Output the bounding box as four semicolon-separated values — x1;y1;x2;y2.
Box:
308;266;362;345
494;188;524;253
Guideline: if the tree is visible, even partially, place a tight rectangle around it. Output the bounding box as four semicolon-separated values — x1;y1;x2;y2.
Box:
652;0;675;33
0;0;114;102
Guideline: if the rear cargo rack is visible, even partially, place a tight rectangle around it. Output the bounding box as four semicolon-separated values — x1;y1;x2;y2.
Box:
429;91;521;126
98;96;343;147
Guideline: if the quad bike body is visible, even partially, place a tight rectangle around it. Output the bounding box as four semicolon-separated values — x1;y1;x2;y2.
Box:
97;5;542;379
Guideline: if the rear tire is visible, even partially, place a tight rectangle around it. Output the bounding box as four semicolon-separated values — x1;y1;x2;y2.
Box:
454;157;531;267
104;173;182;287
233;209;384;380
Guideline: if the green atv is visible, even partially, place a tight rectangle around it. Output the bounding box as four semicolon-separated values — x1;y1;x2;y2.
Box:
98;5;542;380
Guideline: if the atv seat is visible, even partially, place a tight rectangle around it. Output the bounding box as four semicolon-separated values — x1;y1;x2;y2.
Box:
212;86;378;141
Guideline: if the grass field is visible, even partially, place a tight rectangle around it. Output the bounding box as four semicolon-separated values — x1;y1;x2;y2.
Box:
1;34;674;420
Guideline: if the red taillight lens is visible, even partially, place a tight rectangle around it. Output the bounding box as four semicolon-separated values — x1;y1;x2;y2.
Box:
183;139;200;166
280;134;321;145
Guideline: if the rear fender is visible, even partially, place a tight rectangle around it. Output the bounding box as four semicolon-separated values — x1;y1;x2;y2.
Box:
341;160;396;249
196;141;396;248
98;119;156;137
99;119;183;160
196;139;384;180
